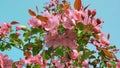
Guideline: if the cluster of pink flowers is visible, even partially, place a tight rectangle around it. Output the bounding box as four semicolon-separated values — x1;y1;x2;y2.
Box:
27;6;110;50
0;53;13;68
51;58;89;68
51;58;65;68
15;54;47;68
0;23;11;39
0;0;119;67
44;30;78;49
91;32;110;50
45;0;59;10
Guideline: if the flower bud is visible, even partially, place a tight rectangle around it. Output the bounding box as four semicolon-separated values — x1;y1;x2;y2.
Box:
106;62;112;67
92;9;96;17
96;18;102;25
16;26;21;31
69;49;79;59
88;9;91;16
82;60;89;67
93;26;101;33
16;32;21;36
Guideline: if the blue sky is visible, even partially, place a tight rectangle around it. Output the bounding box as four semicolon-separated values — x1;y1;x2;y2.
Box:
0;0;120;61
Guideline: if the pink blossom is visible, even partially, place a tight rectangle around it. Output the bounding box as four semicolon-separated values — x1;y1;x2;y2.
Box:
82;10;91;25
91;39;102;50
93;26;101;33
69;49;80;59
101;38;110;46
61;9;76;30
62;16;76;30
44;33;61;48
116;60;120;68
16;26;21;31
46;0;58;8
91;32;110;49
106;62;112;67
73;8;91;25
91;39;101;47
65;60;73;67
82;60;89;68
44;30;78;49
98;33;110;46
25;54;46;68
27;16;41;28
92;18;103;33
73;10;83;23
16;32;21;36
42;11;60;35
61;30;78;49
15;58;25;68
0;23;11;37
0;55;3;68
52;58;65;68
30;54;42;64
0;53;13;68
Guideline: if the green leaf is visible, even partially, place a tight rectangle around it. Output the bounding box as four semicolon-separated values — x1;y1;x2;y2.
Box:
81;49;95;61
77;44;84;51
91;59;100;68
57;4;63;14
43;53;51;60
9;33;18;38
12;62;17;68
100;62;106;68
0;43;6;51
111;61;116;68
42;51;51;60
32;64;40;68
0;41;12;51
5;44;12;50
26;64;32;68
23;43;33;51
48;47;53;54
21;26;28;31
89;55;96;59
23;31;31;37
54;46;64;57
32;45;42;56
73;59;80;67
10;38;23;47
23;31;31;41
58;25;65;34
31;27;41;34
76;23;85;30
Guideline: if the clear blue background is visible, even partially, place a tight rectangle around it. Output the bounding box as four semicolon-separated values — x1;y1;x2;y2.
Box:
0;0;120;61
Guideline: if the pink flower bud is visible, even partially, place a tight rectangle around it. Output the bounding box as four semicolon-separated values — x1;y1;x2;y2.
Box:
88;9;91;16
16;32;21;36
82;60;89;67
69;50;79;59
116;59;120;68
101;38;110;46
93;26;101;33
16;26;21;31
96;18;102;25
106;62;112;67
92;9;96;17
